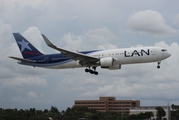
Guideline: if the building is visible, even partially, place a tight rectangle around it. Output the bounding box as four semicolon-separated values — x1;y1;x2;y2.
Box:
130;106;171;120
74;97;140;114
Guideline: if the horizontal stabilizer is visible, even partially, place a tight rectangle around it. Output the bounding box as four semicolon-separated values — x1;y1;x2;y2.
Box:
9;56;36;63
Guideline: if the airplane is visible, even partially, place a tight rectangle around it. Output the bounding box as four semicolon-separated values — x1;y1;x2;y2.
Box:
9;33;171;75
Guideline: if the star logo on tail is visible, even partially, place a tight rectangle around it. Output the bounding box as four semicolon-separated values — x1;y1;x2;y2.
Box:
17;39;32;52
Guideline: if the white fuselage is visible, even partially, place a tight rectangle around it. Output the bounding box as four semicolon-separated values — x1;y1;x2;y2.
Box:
21;46;171;70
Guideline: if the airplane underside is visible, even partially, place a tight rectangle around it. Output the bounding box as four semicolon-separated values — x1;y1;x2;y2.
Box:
19;59;163;75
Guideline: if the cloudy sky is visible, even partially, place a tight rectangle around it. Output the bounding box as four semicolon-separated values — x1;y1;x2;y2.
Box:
0;0;179;110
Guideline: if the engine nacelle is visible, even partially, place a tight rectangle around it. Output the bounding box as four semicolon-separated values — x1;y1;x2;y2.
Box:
109;65;121;70
101;65;121;70
100;57;114;67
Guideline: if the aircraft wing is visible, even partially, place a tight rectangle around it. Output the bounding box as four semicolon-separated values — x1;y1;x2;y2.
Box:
41;34;99;65
9;56;36;63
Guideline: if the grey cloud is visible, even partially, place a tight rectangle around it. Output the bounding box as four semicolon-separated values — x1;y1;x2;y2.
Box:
85;27;116;41
60;33;83;51
0;24;49;108
22;26;44;53
127;10;179;36
27;91;38;100
59;27;117;51
0;20;12;48
2;76;48;88
174;14;179;28
0;0;179;110
0;2;4;13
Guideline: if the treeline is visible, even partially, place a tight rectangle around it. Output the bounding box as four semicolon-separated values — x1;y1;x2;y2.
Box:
0;104;178;120
0;106;152;120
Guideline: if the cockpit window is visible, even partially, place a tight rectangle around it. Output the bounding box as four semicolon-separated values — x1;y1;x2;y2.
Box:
161;49;167;52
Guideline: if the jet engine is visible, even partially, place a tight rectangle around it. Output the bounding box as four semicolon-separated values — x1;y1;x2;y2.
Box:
100;57;114;67
100;57;121;70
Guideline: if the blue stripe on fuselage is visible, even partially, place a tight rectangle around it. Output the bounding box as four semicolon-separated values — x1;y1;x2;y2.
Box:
26;50;101;66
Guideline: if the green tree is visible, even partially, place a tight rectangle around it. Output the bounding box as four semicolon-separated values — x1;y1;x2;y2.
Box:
85;112;94;120
174;110;179;120
155;107;166;120
172;104;175;111
145;112;154;120
43;109;49;114
50;106;59;113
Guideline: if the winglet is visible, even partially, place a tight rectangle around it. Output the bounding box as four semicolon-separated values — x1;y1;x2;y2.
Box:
41;34;57;49
41;34;68;54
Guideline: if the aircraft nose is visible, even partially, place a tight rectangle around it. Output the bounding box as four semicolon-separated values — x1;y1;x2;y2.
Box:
167;52;171;57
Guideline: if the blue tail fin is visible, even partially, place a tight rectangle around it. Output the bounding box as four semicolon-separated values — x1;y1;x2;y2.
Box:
13;33;43;59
